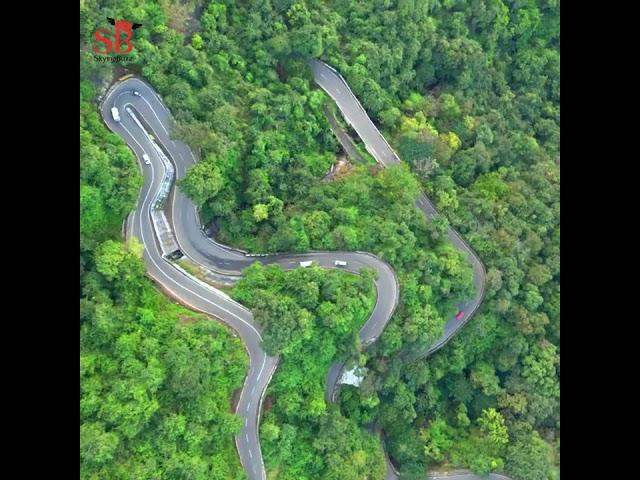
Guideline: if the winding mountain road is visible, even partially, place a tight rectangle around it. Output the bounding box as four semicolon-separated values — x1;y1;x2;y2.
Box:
99;59;500;480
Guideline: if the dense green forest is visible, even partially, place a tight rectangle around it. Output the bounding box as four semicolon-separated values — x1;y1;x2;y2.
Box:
81;1;559;479
232;263;385;479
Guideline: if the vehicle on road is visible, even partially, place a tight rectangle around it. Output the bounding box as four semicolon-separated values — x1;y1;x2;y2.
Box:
142;153;151;165
299;261;313;267
133;90;141;96
456;310;464;320
334;260;347;267
110;107;120;122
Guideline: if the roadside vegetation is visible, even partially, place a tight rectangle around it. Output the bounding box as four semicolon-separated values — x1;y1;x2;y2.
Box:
232;263;384;479
81;1;559;479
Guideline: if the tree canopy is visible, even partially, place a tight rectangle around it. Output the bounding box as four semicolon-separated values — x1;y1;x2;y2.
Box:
81;0;559;477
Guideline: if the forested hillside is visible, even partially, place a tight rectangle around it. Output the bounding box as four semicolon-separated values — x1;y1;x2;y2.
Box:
81;1;559;479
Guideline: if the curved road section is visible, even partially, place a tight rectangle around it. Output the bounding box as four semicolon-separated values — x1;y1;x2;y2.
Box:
99;59;496;480
101;78;399;480
308;59;486;359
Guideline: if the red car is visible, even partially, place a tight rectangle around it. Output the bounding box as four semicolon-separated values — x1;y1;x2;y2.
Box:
455;310;464;320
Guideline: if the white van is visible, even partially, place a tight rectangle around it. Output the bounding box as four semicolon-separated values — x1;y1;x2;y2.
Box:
142;153;151;165
334;260;347;267
299;261;313;268
111;107;121;122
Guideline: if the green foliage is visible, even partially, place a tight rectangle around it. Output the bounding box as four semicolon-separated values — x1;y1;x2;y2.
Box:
81;241;248;480
81;0;559;476
307;1;559;475
478;408;509;448
232;262;384;478
177;156;224;207
506;429;554;480
423;418;453;463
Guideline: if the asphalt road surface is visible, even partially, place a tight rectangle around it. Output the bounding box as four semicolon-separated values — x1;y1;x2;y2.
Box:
99;58;499;480
308;59;487;361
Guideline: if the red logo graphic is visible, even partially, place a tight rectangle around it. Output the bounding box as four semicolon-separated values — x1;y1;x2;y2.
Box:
93;17;142;55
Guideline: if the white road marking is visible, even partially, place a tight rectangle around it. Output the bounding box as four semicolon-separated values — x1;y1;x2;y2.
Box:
140;92;170;137
119;122;146;152
256;355;267;382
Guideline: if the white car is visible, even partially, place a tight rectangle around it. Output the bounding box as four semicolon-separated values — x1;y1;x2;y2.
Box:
133;90;141;97
299;261;313;268
334;260;347;267
111;107;120;122
142;153;151;165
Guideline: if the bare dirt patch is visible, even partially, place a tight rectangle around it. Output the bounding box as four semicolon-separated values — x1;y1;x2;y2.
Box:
162;0;203;38
230;388;241;413
262;395;274;413
323;156;355;182
370;163;384;176
178;314;199;325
